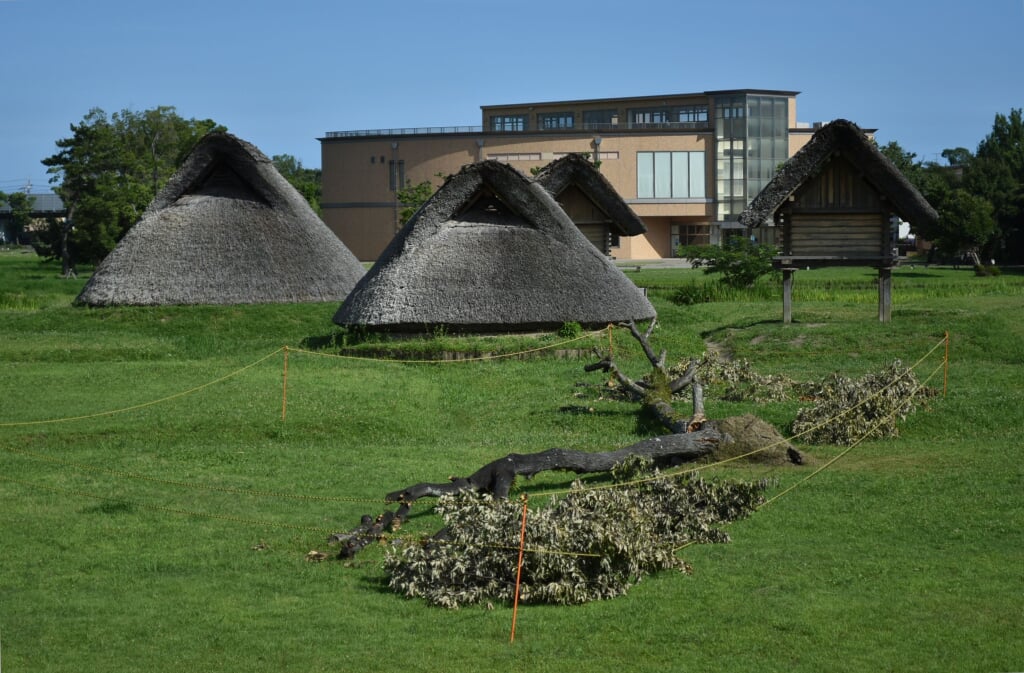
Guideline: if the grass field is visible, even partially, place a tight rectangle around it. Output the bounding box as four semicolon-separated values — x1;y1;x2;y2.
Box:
1;247;1022;672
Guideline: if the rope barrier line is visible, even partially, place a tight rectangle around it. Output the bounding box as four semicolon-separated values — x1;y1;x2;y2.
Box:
0;328;950;560
351;531;604;560
285;328;605;365
1;327;609;429
671;358;948;554
0;348;285;428
0;475;336;534
758;358;947;508
526;332;950;500
0;445;391;505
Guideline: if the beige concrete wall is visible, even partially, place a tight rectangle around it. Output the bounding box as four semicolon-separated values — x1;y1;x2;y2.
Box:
323;131;717;261
322;90;805;261
322;136;482;260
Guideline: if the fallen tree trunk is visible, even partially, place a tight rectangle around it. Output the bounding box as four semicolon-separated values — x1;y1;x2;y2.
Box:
329;319;798;560
331;426;724;558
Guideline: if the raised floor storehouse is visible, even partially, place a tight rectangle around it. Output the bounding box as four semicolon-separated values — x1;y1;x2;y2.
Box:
320;89;819;261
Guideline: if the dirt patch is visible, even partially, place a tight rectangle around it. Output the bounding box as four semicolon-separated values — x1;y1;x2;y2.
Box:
711;414;805;466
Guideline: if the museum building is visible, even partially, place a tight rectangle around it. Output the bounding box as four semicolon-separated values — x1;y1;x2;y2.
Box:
319;89;819;261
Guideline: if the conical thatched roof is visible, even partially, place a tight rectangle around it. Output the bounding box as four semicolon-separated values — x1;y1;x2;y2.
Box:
76;132;364;306
333;160;656;332
739;119;939;228
534;153;646;236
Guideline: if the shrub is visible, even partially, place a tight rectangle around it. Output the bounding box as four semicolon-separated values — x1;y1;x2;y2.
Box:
678;238;779;289
557;321;583;338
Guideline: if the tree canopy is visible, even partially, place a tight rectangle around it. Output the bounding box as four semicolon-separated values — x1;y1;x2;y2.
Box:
40;106;224;265
272;154;322;215
882;109;1023;263
0;191;35;244
396;175;442;225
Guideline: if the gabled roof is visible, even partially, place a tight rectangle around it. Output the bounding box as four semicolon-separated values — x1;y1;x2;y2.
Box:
533;153;646;236
76;132;364;306
333;160;656;332
739;119;939;228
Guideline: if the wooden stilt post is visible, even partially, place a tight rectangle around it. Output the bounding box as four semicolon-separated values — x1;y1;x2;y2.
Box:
878;267;893;322
782;268;795;324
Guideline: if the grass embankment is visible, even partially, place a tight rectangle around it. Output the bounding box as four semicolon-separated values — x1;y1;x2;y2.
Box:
1;248;1022;672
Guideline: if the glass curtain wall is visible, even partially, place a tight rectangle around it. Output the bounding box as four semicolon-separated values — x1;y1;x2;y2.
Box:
715;94;788;221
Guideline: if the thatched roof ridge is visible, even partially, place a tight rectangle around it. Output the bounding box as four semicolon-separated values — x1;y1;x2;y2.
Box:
76;132;364;306
334;160;655;332
739;119;939;227
534;153;647;236
393;160;582;249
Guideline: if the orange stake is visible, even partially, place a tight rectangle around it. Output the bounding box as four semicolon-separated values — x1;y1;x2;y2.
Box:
281;346;289;421
509;493;529;644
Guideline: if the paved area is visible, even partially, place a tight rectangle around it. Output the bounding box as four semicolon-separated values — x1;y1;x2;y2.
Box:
613;258;693;269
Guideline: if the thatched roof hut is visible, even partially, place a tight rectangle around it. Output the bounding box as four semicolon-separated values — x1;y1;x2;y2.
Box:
534;153;646;250
76;132;364;306
333;160;656;332
738;119;939;323
739;119;938;232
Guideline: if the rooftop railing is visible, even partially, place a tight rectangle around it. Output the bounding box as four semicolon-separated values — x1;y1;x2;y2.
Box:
323;120;711;138
324;126;483;138
582;121;711;131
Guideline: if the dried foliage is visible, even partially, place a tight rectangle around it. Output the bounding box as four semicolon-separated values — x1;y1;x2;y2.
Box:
383;458;768;608
688;351;799;403
790;360;929;445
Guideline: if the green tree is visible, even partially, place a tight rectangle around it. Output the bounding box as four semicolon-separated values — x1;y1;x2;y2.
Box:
967;109;1024;262
4;192;36;244
933;188;996;257
396;174;443;225
941;147;973;167
880;140;998;260
272;154;322;215
40;106;223;265
879;141;925;185
678;237;778;288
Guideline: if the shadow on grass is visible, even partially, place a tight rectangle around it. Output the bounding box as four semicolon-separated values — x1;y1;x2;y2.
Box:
700;319;786;343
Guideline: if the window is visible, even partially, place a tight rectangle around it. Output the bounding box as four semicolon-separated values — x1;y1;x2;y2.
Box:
629;105;708;127
583;109;618;128
388;159;405;191
637;151;705;199
631;109;670;125
678;105;709;124
552;151;619;160
538;112;574;130
490;115;527;132
486;152;542;162
671;222;710;248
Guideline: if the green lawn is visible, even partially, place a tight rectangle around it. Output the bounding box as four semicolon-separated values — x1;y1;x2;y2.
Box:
1;248;1022;672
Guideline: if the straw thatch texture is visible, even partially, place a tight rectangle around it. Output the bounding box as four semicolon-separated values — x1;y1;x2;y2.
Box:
739;119;939;228
534;153;647;236
334;161;656;332
76;132;364;306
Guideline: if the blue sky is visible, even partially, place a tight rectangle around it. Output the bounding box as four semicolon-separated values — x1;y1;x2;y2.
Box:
2;0;1021;195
